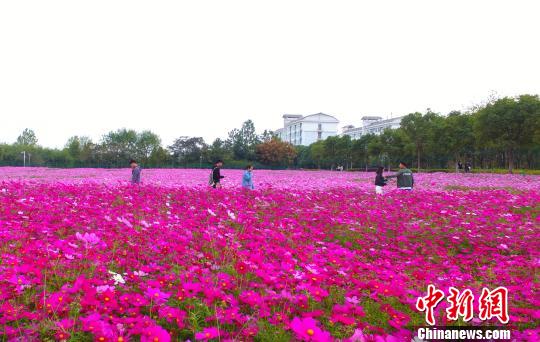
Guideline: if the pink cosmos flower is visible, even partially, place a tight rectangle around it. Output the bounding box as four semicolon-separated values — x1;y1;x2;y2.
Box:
195;327;220;340
290;317;331;342
158;306;187;328
141;325;171;342
347;329;367;342
145;287;171;304
75;232;101;247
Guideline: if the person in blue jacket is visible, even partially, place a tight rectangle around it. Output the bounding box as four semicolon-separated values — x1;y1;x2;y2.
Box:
242;165;254;190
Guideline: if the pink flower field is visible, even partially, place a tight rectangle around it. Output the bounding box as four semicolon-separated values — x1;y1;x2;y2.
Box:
0;168;539;341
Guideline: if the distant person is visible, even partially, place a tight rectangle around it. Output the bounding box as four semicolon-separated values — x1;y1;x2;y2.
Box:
465;162;472;173
375;166;387;195
386;161;414;190
458;161;463;172
209;160;225;188
242;165;255;190
130;159;141;184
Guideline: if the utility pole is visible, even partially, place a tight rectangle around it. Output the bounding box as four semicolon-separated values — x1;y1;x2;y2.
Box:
21;151;26;167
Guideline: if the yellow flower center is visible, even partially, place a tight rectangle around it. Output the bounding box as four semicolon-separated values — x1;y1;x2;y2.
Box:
307;329;314;336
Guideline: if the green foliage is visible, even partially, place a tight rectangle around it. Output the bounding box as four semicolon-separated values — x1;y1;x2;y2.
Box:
0;94;539;170
474;95;540;172
16;128;38;146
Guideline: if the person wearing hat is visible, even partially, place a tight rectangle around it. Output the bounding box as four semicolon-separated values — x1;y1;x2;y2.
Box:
386;161;414;190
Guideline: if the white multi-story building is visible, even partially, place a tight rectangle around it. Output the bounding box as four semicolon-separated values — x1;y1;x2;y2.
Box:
342;116;403;140
275;113;339;146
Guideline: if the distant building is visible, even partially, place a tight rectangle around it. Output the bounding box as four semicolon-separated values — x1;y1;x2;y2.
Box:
275;113;339;146
342;115;403;139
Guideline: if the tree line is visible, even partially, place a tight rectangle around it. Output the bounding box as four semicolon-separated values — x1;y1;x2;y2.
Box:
0;94;538;172
297;94;539;173
0;120;296;169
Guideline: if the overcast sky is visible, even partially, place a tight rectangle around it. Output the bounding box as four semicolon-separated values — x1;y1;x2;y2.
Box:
1;0;539;148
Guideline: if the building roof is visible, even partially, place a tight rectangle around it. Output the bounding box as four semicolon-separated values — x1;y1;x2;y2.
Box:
285;113;339;125
361;116;383;120
365;116;403;127
342;126;363;133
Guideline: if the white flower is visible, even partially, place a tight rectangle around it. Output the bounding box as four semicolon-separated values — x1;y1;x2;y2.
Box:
108;271;126;285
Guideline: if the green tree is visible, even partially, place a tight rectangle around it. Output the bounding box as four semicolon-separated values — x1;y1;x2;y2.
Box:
400;110;442;170
310;140;326;169
442;111;475;170
136;131;162;163
474;95;540;173
227;120;260;160
100;129;139;166
207;138;231;163
351;134;376;170
16;128;38;146
168;137;207;164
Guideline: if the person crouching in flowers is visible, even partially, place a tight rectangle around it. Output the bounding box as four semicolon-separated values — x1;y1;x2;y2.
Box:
242;164;254;190
375;166;387;195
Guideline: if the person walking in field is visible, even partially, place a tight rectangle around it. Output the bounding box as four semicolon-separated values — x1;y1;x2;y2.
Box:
386;161;414;190
130;159;141;184
209;160;225;188
374;166;387;195
242;164;255;190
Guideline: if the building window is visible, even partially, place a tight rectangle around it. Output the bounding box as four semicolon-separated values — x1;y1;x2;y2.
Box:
318;123;322;130
318;132;322;140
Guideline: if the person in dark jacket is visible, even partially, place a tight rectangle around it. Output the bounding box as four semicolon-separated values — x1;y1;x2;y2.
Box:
465;162;472;173
130;159;141;184
386;161;414;190
210;160;225;188
375;166;387;195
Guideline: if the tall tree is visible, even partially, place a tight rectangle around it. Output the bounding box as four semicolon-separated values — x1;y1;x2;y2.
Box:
65;136;82;160
400;110;441;170
207;138;230;163
227;120;260;160
168;137;207;164
310;140;326;169
100;129;139;166
442;111;475;170
136;131;162;163
474;95;540;173
351;134;376;170
16;128;38;146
